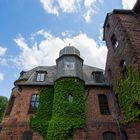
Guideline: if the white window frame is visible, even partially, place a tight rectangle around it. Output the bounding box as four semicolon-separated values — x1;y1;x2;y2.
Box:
36;72;45;82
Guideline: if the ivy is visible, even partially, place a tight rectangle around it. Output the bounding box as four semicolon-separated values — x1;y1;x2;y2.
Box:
29;78;85;140
29;87;54;138
47;78;85;140
116;67;140;124
0;96;8;122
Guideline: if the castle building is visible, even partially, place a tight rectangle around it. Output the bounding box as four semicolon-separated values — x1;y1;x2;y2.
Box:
0;0;140;140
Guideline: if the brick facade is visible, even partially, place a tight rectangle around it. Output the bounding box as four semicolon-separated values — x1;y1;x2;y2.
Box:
0;1;140;140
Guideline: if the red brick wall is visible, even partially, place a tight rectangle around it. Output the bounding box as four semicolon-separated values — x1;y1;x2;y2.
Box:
104;13;140;84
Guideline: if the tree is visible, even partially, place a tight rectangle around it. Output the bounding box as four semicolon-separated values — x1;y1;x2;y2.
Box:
0;96;8;123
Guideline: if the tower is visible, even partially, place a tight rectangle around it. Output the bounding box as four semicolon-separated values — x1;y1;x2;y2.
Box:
103;0;140;139
56;46;83;80
103;2;140;84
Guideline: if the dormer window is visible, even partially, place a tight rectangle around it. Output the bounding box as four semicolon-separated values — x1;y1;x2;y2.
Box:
92;71;104;83
36;72;46;82
111;34;118;49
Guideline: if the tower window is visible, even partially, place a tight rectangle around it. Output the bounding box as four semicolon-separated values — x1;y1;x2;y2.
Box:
22;131;33;140
108;69;112;81
103;131;116;140
92;71;104;83
28;94;39;114
5;95;15;116
120;60;128;79
36;72;46;82
98;94;110;115
67;95;73;103
111;34;118;48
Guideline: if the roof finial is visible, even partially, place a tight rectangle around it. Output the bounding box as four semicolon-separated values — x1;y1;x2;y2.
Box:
69;43;71;46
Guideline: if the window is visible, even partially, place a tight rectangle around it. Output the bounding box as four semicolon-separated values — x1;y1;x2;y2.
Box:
103;131;116;140
22;131;32;140
98;95;110;115
28;94;39;114
108;69;112;81
36;72;45;82
120;60;128;79
93;71;104;83
68;95;73;103
121;130;128;140
111;34;118;48
5;96;15;116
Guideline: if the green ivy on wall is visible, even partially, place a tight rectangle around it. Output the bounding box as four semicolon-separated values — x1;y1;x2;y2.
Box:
116;67;140;124
29;87;54;138
29;77;85;140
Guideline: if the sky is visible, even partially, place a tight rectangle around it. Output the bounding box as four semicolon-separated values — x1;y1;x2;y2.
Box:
0;0;137;98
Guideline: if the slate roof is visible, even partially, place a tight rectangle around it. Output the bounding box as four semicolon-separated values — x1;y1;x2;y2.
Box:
15;64;109;86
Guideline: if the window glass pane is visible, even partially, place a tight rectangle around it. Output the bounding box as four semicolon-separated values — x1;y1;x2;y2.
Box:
31;95;36;101
68;95;73;103
98;95;110;115
103;132;116;140
93;72;104;83
36;72;45;81
35;102;39;108
29;94;39;114
22;131;32;140
31;102;35;107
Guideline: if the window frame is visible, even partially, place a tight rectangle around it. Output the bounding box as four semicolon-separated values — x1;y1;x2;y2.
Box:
120;60;128;79
92;71;104;83
98;94;110;115
36;71;46;82
28;94;39;114
22;131;33;140
67;94;73;103
103;131;116;140
111;34;118;49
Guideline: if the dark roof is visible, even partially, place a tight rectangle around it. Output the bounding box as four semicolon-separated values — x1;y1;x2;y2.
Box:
15;64;109;86
133;0;140;14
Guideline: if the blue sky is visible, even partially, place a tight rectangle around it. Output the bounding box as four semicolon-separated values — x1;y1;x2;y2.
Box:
0;0;137;98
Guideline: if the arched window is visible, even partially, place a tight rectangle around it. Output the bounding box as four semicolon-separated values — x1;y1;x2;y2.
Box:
120;60;128;79
28;94;39;114
22;131;32;140
103;131;116;140
67;94;73;103
121;129;128;140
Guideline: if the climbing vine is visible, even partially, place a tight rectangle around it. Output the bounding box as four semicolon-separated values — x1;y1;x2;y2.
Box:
29;77;85;140
116;66;140;124
29;87;54;138
47;78;85;140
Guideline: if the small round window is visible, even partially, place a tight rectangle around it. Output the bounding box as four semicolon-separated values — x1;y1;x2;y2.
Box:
68;95;73;103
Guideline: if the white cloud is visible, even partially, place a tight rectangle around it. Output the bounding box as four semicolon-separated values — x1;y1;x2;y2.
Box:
58;0;81;13
0;46;7;56
0;46;7;65
13;29;107;70
39;0;103;23
122;0;137;9
40;0;59;15
0;73;4;81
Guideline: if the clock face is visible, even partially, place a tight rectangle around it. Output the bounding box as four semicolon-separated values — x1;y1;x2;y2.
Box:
64;62;75;70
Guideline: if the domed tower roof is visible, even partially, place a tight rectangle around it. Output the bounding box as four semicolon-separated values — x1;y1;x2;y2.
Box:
59;46;80;57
